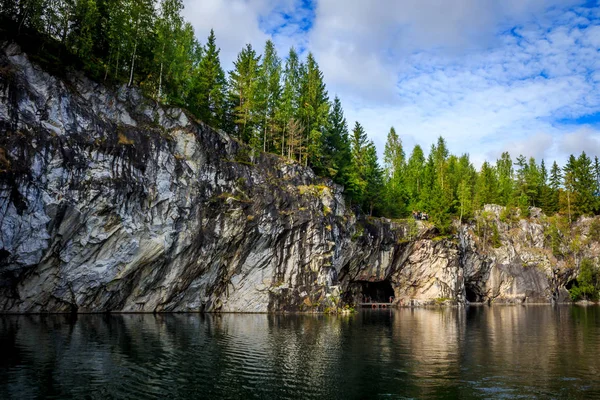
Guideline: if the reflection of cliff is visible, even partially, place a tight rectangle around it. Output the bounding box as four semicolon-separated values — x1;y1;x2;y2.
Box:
388;308;464;398
2;310;600;398
459;306;599;394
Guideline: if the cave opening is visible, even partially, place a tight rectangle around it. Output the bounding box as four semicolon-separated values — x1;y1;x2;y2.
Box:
465;284;480;303
359;280;395;303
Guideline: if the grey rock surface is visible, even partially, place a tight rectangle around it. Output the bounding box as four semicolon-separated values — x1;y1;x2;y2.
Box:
0;44;589;312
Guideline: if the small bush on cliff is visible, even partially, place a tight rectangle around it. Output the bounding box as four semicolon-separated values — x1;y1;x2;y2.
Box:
588;219;600;243
569;259;600;301
499;207;518;224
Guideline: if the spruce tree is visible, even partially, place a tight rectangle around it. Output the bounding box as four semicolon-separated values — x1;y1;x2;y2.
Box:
496;152;514;206
278;48;302;158
382;126;406;217
228;43;262;145
364;142;384;216
562;155;578;224
475;161;499;208
298;52;329;168
256;40;282;152
405;145;426;211
322;96;351;186
347;122;369;207
575;152;596;216
188;29;226;129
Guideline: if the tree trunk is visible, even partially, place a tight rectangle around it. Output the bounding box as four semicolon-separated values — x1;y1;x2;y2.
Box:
567;191;572;225
128;41;137;87
281;124;286;157
115;48;120;80
157;43;165;100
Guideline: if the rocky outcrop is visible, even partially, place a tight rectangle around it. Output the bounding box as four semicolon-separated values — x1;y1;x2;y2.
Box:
0;43;590;313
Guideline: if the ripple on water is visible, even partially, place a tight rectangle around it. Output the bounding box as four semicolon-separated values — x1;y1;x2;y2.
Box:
1;308;600;399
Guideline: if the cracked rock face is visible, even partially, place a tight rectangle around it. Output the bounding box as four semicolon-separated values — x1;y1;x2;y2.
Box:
0;44;585;313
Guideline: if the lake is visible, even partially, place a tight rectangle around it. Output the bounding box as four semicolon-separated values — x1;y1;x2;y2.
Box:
1;306;599;399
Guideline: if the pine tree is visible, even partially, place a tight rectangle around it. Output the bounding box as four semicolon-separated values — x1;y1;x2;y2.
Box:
405;145;425;211
278;48;302;158
538;159;554;214
364;142;384;216
154;0;183;101
543;161;561;215
452;154;476;220
475;161;499;208
575;152;596;216
125;0;154;87
285;118;304;162
562;155;578;224
187;29;226;129
382;126;406;217
298;52;329;168
347;122;369;207
321;96;351;186
496;152;514;206
67;0;100;59
256;40;282;152
228;43;261;145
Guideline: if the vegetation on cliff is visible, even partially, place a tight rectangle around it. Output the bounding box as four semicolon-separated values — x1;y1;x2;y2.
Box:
3;0;600;236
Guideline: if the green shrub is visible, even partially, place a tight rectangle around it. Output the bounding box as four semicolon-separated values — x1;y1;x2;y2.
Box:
588;219;600;242
569;259;600;301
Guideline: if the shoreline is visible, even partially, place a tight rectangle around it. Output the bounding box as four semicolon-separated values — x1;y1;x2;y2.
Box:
0;302;593;316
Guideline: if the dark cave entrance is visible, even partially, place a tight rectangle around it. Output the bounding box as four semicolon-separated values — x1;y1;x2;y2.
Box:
359;280;395;303
465;283;481;303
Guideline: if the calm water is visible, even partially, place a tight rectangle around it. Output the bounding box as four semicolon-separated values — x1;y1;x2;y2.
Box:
1;307;600;399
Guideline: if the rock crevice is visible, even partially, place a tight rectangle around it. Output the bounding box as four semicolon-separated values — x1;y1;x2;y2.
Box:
0;44;588;313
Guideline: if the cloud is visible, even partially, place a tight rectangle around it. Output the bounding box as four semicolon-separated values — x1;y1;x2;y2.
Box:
182;0;600;169
559;127;600;157
183;0;312;69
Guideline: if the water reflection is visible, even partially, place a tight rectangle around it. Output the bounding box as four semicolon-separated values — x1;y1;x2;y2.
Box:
1;307;600;399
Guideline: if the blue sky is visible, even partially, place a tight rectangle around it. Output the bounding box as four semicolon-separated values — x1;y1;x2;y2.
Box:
183;0;600;167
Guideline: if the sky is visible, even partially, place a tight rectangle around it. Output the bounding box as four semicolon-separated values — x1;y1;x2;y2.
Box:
183;0;600;167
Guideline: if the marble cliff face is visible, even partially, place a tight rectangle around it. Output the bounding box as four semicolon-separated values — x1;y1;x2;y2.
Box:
0;43;591;313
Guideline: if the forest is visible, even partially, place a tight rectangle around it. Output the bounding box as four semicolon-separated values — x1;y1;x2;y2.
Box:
2;0;600;233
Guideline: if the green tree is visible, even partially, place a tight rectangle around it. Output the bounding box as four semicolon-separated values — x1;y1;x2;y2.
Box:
569;259;600;301
496;152;514;206
278;47;302;158
475;161;499;209
298;52;329;168
347;122;369;206
153;0;183;100
187;29;226;129
321;96;351;186
382;126;406;217
364;142;384;216
228;43;261;144
405;145;425;211
574;152;597;216
67;0;100;59
562;155;578;224
256;40;282;152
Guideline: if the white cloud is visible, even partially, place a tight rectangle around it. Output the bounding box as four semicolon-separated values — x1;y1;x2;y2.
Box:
182;0;600;169
560;127;600;157
183;0;309;69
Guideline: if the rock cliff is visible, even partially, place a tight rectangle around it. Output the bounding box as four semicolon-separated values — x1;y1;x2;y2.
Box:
0;43;594;313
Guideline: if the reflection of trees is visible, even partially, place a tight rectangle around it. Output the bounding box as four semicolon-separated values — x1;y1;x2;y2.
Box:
2;308;600;399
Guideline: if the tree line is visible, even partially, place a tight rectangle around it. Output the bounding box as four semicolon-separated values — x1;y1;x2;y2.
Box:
379;133;600;231
3;0;600;230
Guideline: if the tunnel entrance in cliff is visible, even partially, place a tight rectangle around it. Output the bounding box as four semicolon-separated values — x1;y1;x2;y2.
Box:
359;280;395;303
465;282;482;303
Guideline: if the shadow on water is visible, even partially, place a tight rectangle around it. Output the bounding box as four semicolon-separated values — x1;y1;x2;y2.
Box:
1;307;600;399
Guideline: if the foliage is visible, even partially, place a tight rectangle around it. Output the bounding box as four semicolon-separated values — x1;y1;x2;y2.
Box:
6;2;600;227
569;259;600;301
588;219;600;243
